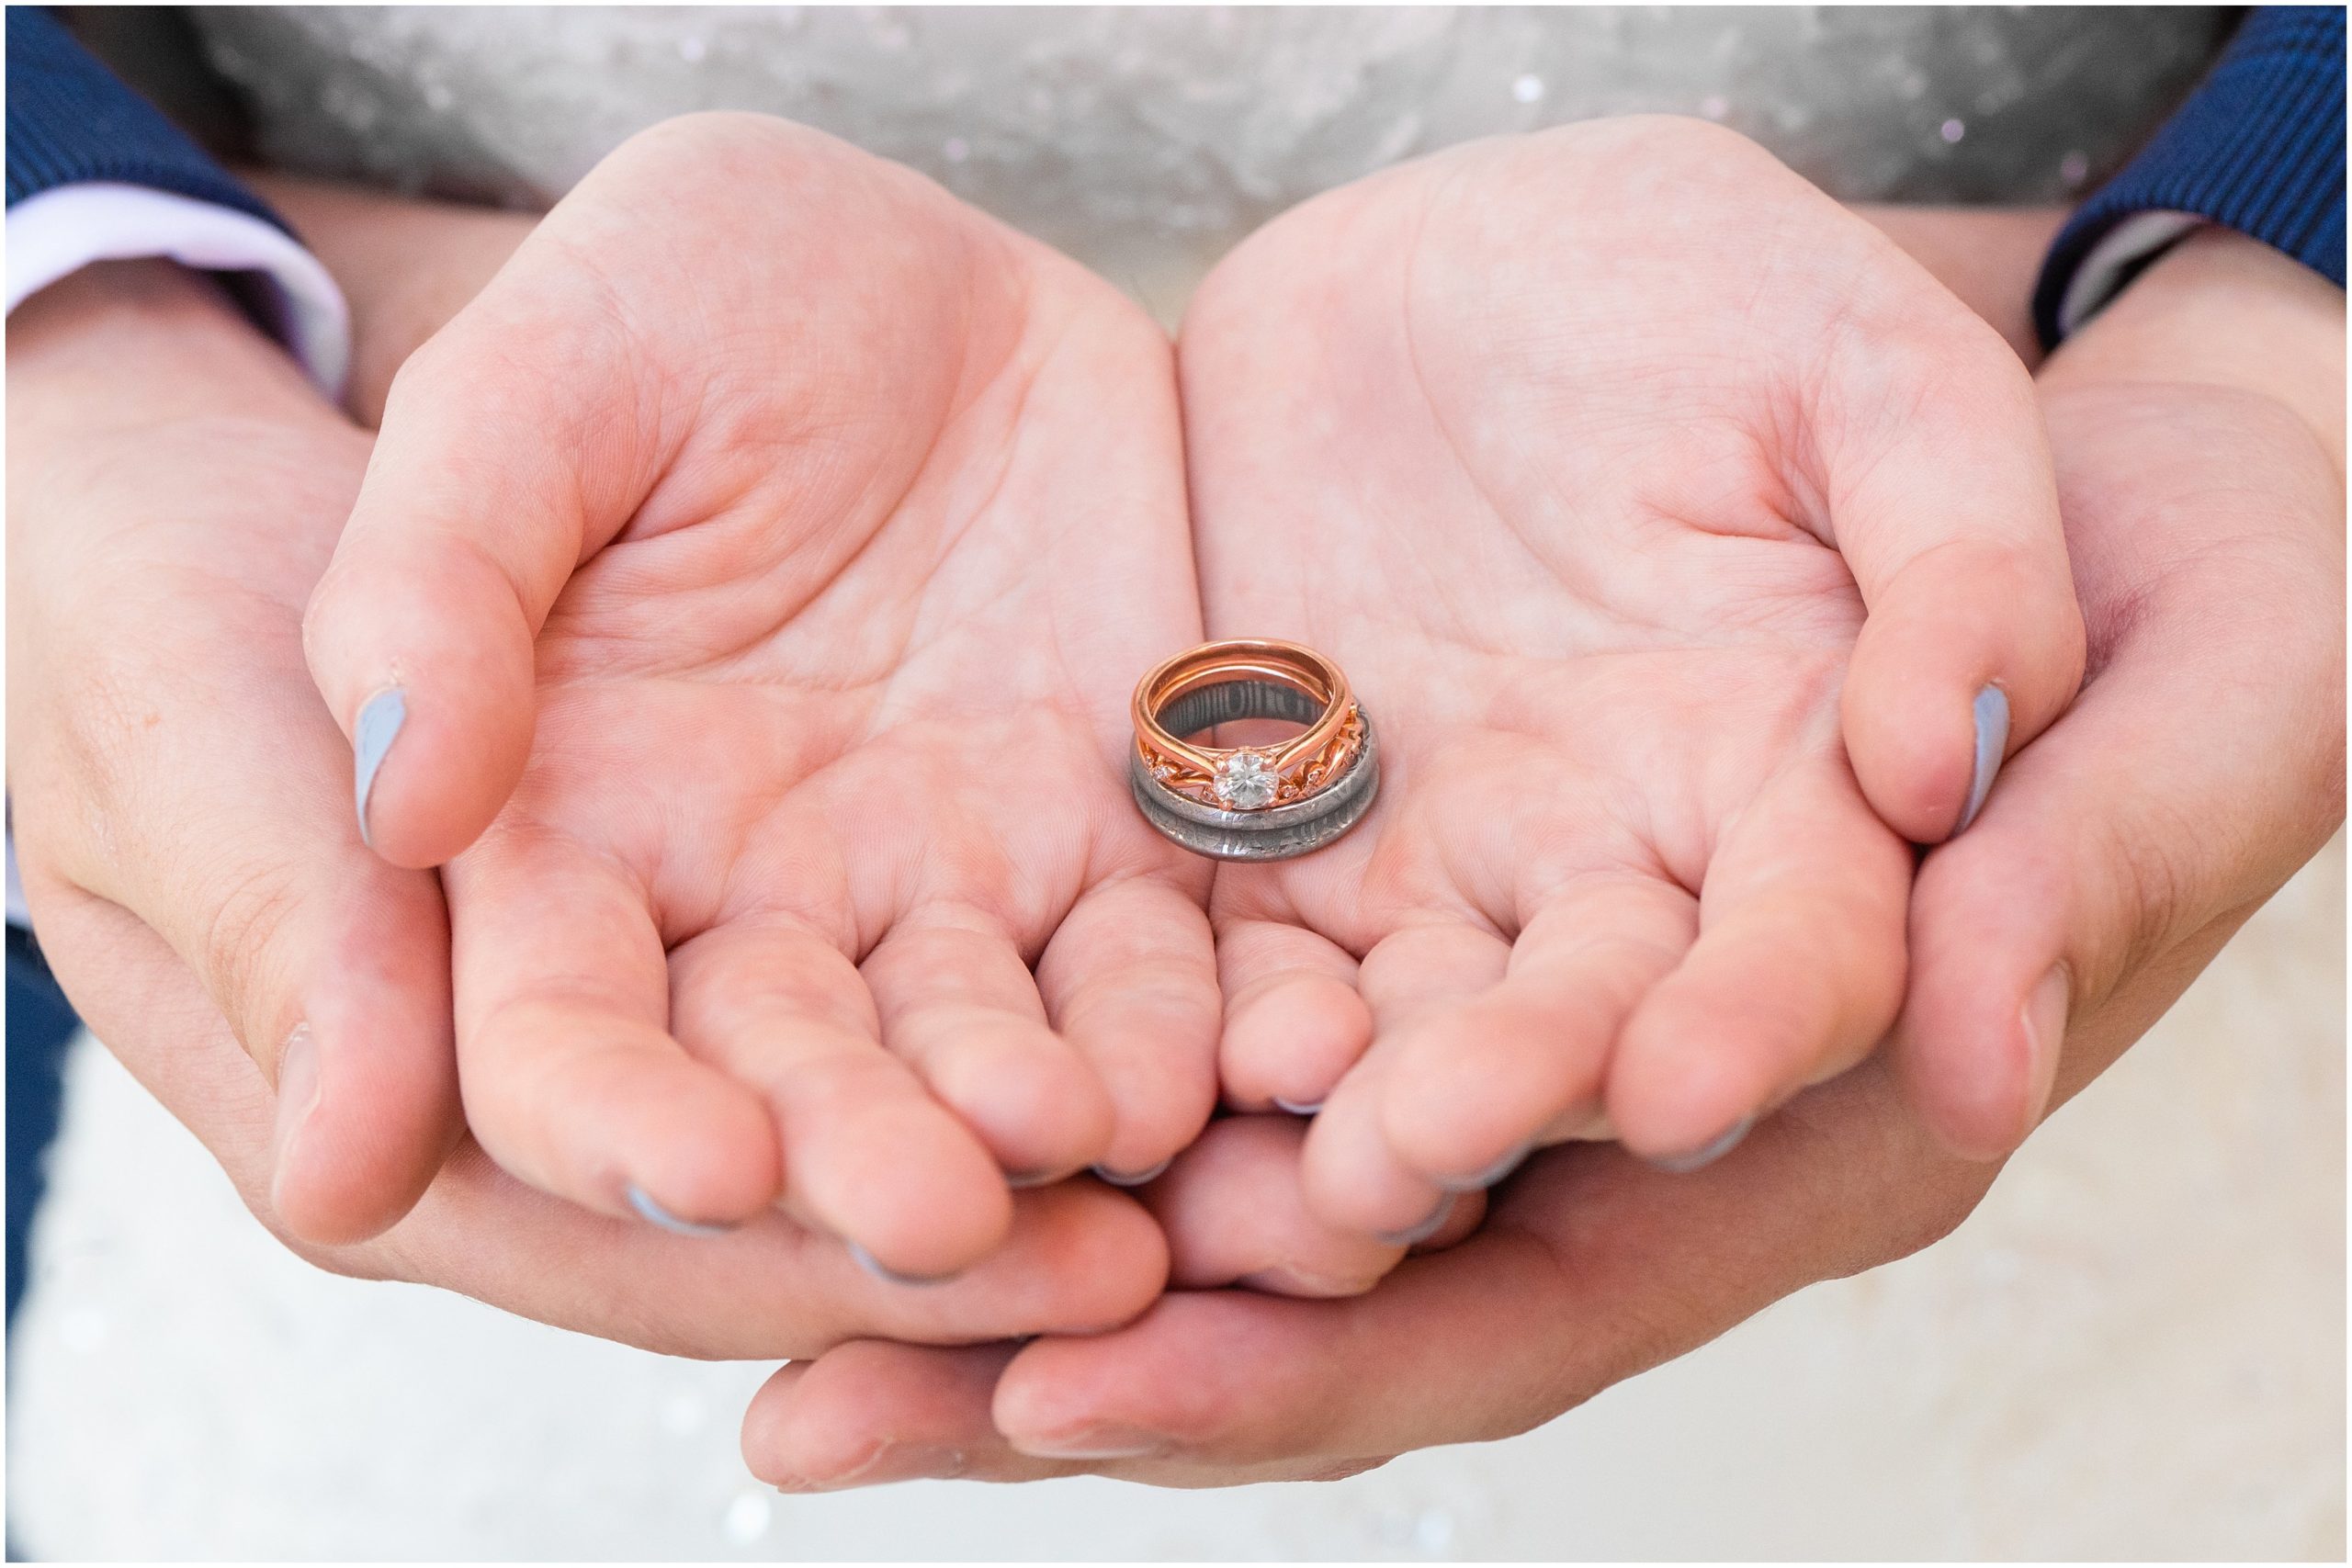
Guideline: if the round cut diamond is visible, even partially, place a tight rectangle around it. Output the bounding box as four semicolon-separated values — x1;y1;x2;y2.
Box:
1212;749;1280;809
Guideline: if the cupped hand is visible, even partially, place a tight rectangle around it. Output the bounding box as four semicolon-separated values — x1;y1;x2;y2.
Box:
1182;117;2083;1237
300;114;1219;1275
8;239;1167;1364
739;209;2344;1492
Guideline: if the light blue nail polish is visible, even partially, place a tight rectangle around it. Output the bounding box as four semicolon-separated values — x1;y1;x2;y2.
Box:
353;687;407;850
1649;1116;1755;1175
1272;1096;1325;1116
1374;1191;1458;1248
1436;1140;1533;1193
1091;1156;1171;1188
1957;684;2010;834
847;1241;960;1288
625;1182;734;1237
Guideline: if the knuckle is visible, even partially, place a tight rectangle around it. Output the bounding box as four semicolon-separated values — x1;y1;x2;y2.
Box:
2088;801;2209;983
194;859;305;1052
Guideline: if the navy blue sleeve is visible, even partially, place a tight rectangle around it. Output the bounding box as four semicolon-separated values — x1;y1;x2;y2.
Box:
5;6;284;227
2034;6;2347;347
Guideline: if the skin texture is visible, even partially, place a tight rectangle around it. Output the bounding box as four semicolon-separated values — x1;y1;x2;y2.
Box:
299;116;1224;1275
741;220;2344;1489
1177;119;2085;1240
6;257;1170;1361
11;115;2338;1494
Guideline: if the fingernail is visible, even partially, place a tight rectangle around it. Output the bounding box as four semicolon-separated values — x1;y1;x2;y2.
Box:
2020;964;2071;1129
785;1441;971;1492
1956;683;2010;835
1649;1115;1754;1174
1272;1096;1325;1116
847;1241;961;1287
859;1443;971;1484
1014;1426;1168;1461
1240;1263;1370;1298
353;687;407;851
1436;1140;1532;1193
624;1183;736;1238
1005;1167;1065;1190
1091;1156;1170;1188
1374;1191;1457;1247
270;1023;322;1170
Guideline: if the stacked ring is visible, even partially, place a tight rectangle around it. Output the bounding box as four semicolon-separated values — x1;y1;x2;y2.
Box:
1128;638;1379;861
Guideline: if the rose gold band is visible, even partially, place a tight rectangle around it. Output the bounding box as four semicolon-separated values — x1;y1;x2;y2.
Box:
1131;638;1366;811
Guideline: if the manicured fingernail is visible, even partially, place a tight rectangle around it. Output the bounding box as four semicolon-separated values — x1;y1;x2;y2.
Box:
847;1241;960;1287
1956;683;2009;834
353;687;407;850
1374;1191;1457;1247
1650;1115;1754;1174
1005;1168;1065;1190
1014;1426;1168;1461
270;1023;322;1171
624;1183;735;1238
1091;1157;1170;1188
2020;964;2071;1128
1272;1096;1324;1116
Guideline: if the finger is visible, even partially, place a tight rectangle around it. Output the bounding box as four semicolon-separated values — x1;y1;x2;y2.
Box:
301;278;651;870
747;1326;1395;1488
1035;874;1221;1184
1299;922;1508;1238
743;1341;1073;1490
991;1241;1573;1470
447;830;780;1228
668;920;1013;1280
1146;1115;1409;1297
1897;388;2347;1157
397;1153;1170;1359
1214;916;1372;1114
1608;754;1911;1164
864;911;1116;1184
1825;291;2087;843
1377;876;1697;1188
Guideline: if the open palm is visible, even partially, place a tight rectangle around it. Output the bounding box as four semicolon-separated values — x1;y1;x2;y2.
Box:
305;115;1218;1278
1178;118;2086;1235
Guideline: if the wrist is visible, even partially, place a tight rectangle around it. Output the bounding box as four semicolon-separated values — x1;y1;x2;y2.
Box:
9;258;334;452
243;172;537;425
2041;228;2346;472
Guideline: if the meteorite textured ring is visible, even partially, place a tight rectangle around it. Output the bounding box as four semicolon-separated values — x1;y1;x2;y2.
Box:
1129;638;1379;861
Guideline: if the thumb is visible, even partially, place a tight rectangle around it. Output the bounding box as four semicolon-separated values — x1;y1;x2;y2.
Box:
302;295;653;870
1825;307;2087;846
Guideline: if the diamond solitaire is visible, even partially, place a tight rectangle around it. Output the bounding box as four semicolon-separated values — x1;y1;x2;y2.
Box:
1212;749;1281;809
